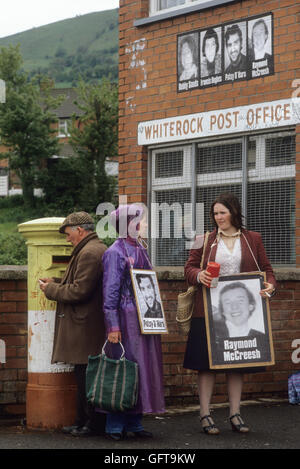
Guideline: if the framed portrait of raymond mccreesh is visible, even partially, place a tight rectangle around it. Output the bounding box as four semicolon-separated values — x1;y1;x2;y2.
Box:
130;269;168;335
203;272;275;370
248;13;274;78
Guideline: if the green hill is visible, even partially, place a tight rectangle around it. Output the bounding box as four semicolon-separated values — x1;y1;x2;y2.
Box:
0;9;119;87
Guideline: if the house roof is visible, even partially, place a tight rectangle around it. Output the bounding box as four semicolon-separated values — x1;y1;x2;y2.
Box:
57;142;76;158
50;88;83;119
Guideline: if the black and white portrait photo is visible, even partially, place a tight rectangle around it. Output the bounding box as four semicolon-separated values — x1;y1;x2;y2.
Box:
177;32;199;92
203;273;274;369
224;21;248;82
130;269;168;334
248;14;274;78
176;13;275;92
200;27;223;87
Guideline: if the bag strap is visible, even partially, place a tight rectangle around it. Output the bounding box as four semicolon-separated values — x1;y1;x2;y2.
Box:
205;231;261;273
241;232;261;272
201;231;210;269
102;339;125;359
186;231;210;288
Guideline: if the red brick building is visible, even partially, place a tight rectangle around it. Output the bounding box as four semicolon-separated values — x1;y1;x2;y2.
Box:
1;1;300;417
118;0;300;405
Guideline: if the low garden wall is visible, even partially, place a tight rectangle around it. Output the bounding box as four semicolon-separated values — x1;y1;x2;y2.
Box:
0;266;299;416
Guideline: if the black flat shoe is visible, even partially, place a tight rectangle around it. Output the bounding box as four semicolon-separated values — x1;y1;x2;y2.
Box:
132;430;153;438
200;415;220;435
62;425;80;434
105;432;123;441
71;425;95;437
229;413;250;433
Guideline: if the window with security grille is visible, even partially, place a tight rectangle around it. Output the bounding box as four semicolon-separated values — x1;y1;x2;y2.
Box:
151;146;192;266
197;140;242;174
154;189;191;266
155;150;184;178
247;133;295;265
150;130;295;267
150;0;206;15
265;134;295;167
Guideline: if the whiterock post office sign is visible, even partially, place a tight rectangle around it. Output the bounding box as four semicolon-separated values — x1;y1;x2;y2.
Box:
137;98;300;146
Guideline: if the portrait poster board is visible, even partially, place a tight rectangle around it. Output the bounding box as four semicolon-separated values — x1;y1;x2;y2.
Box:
248;13;274;79
203;272;275;370
177;12;274;92
177;32;200;92
130;268;168;335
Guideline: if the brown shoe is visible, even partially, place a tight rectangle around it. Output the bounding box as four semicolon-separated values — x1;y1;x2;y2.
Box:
200;415;220;435
229;413;250;433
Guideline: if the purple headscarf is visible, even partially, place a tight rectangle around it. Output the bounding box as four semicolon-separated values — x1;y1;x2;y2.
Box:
109;204;144;239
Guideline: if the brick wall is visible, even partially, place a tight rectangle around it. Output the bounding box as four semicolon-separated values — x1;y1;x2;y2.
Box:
0;267;299;416
117;0;300;407
159;272;300;406
119;0;300;208
0;267;27;417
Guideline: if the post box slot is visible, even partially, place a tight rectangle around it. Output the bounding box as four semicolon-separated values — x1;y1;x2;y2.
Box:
52;255;71;264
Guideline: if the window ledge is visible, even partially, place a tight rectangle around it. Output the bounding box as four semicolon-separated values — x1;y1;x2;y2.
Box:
134;0;236;27
155;267;300;282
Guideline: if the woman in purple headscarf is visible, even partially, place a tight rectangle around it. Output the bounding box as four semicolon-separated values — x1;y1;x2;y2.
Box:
102;204;165;441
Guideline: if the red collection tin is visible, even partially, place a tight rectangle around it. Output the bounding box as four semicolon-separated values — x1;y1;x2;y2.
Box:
206;261;220;288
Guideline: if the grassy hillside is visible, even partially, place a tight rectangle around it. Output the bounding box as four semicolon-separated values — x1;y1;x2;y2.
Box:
0;9;119;87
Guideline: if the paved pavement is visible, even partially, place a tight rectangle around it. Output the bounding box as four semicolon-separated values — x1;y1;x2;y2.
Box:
0;399;299;456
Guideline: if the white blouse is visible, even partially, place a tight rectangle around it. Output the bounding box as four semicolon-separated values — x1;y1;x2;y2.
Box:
215;238;242;276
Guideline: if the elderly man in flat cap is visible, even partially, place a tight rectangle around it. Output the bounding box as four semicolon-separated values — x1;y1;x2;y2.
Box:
39;211;107;437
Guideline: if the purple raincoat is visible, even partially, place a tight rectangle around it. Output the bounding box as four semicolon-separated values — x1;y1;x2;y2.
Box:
102;237;165;415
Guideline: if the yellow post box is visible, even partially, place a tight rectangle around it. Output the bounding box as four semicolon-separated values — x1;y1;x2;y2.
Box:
18;217;77;430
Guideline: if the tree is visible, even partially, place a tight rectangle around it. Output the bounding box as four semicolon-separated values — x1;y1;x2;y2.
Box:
69;78;118;211
0;45;62;207
39;156;89;215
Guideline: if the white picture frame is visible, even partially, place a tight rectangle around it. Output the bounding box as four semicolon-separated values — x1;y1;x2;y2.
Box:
130;269;168;335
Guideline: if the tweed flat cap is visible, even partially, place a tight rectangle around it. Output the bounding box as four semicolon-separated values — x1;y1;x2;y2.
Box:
59;211;94;233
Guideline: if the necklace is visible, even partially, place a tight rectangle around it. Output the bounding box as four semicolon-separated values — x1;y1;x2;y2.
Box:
218;229;241;252
218;229;241;238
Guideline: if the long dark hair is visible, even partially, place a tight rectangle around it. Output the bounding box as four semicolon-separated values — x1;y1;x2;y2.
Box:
209;192;244;230
202;28;220;56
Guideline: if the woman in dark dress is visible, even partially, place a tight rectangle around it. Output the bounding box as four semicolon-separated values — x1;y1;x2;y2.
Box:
183;193;276;434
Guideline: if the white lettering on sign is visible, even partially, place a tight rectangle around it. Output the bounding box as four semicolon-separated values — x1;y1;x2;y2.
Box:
137;98;300;145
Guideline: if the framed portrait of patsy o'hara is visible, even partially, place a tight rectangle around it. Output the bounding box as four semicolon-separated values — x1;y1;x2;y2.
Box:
203;272;275;370
130;269;168;335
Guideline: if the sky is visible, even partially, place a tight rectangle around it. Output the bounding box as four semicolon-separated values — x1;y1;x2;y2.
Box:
0;0;119;39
